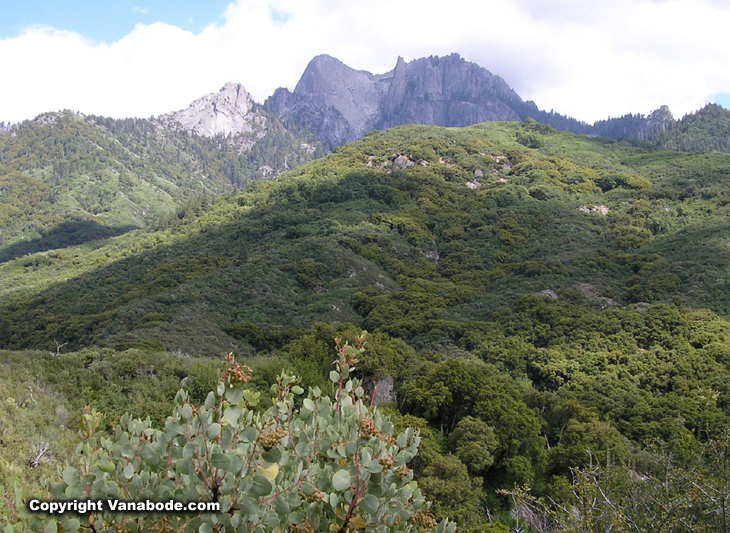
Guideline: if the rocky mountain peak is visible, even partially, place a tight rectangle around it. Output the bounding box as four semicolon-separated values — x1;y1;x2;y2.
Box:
293;54;388;138
376;53;522;130
160;82;264;138
265;53;527;148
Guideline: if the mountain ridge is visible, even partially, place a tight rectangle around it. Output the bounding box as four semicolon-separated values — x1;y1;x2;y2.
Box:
264;53;538;148
260;53;730;153
4;121;730;354
3;52;729;254
5;52;727;156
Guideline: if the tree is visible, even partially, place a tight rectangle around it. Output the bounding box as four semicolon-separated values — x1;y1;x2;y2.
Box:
448;417;498;476
418;455;482;526
10;336;454;533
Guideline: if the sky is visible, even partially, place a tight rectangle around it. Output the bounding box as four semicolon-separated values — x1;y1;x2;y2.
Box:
1;0;729;125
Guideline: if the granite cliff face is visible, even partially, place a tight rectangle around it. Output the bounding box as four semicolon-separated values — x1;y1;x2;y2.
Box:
376;54;522;129
265;55;390;147
157;82;324;180
265;53;529;148
160;83;267;138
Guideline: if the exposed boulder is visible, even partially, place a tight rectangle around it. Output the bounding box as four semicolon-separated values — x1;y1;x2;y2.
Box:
537;289;559;300
392;155;415;170
578;204;610;215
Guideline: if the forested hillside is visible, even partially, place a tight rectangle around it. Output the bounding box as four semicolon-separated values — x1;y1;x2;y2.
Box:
592;103;730;153
0;110;322;259
3;120;730;531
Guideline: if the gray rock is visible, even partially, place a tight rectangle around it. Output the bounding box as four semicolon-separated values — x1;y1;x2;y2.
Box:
265;53;527;149
392;155;414;170
160;83;265;138
596;297;621;309
364;376;397;406
265;55;386;148
578;205;610;215
376;54;521;131
537;289;559;300
637;105;674;140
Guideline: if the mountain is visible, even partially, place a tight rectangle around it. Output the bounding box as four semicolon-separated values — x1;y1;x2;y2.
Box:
265;53;730;155
650;103;730;152
0;89;324;255
264;54;389;147
0;111;235;256
375;54;524;128
3;53;729;279
7;53;730;531
159;82;266;138
155;81;325;178
265;53;589;149
592;105;675;140
590;103;730;154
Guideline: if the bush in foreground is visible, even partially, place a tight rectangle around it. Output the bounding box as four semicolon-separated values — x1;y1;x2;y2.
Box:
5;335;454;533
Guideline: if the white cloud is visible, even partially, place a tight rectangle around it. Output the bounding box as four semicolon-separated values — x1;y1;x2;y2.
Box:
1;0;729;124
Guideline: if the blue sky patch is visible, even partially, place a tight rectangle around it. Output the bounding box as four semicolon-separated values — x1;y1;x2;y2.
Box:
268;5;292;25
708;93;730;111
0;0;232;42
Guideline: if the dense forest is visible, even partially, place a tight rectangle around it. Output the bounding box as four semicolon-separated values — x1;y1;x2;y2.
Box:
3;119;730;531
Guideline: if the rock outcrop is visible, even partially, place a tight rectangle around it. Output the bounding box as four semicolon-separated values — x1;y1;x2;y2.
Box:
637;105;674;141
161;54;730;156
160;83;267;138
376;54;521;130
157;82;326;181
265;53;528;148
265;55;389;147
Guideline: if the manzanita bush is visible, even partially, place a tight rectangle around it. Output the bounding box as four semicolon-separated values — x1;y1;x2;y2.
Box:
8;335;455;533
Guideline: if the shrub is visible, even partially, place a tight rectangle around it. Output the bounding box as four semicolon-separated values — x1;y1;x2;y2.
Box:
9;336;454;533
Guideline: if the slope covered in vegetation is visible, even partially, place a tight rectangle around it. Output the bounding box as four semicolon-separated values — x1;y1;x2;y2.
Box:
4;120;730;531
3;120;730;351
0;111;321;260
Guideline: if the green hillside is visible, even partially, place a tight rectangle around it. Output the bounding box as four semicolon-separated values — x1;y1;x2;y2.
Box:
0;110;321;261
3;120;730;352
592;103;730;153
4;120;730;531
652;103;730;152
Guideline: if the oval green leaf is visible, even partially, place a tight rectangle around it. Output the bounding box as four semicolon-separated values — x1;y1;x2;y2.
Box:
332;469;351;492
62;467;79;486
